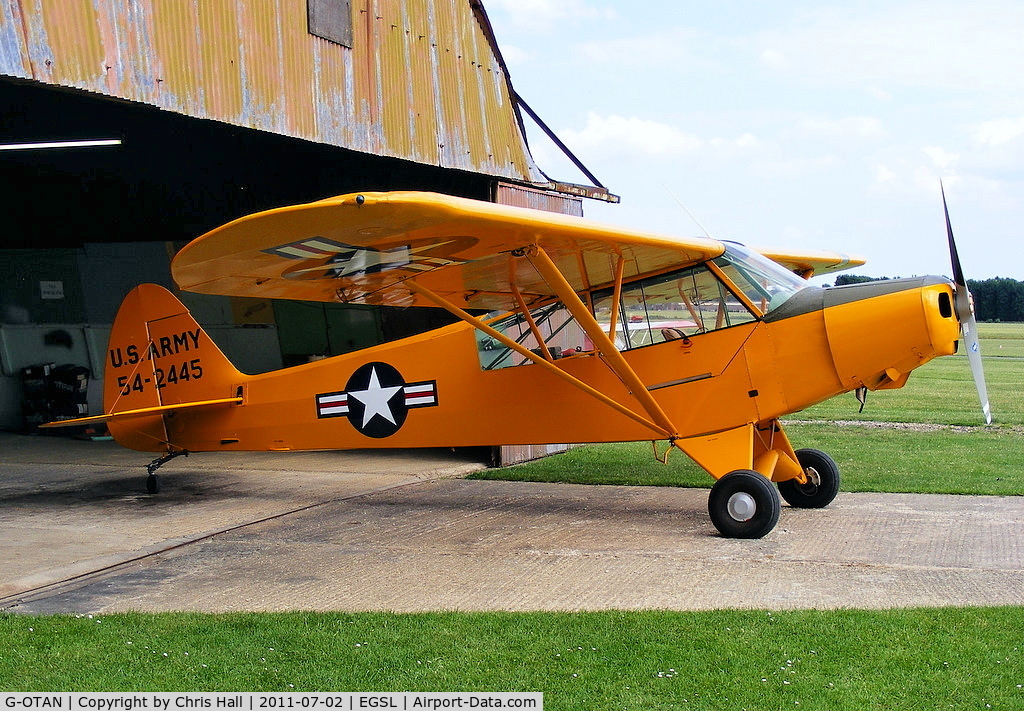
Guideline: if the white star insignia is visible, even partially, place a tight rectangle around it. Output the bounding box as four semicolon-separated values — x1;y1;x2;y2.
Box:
328;241;462;277
347;366;403;428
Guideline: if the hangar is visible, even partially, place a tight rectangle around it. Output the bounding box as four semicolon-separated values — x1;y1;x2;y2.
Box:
0;0;612;461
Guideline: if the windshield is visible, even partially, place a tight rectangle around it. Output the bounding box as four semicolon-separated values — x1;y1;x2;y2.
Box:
715;243;810;313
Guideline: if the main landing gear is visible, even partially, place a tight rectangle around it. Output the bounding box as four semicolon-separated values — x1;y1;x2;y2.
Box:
708;469;780;539
144;449;189;494
707;449;841;539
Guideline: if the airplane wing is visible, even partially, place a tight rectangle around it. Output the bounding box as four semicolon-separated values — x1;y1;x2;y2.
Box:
172;191;725;312
757;247;866;279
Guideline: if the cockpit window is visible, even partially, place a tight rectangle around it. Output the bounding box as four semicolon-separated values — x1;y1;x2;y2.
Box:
714;243;810;313
476;303;586;370
592;261;757;350
476;243;812;369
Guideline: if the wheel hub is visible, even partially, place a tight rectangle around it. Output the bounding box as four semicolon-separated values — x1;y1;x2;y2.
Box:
804;465;822;487
798;465;822;495
726;492;757;522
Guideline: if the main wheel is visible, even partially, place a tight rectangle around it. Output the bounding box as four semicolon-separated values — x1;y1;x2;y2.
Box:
146;473;161;495
778;448;840;508
708;469;781;538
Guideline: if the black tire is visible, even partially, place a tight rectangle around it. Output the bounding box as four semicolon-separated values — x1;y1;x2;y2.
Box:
778;448;840;508
708;469;781;539
146;473;161;495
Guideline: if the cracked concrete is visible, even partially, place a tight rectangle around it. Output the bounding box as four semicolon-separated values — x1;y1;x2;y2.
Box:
2;433;1021;614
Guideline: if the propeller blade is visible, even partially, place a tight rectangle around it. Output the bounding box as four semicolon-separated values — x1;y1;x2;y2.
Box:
942;183;992;425
942;181;966;288
962;309;992;425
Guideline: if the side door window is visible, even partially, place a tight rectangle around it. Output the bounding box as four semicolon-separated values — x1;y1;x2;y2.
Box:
593;263;757;350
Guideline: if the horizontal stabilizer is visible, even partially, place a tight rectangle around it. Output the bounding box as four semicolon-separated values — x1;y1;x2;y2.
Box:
39;397;242;429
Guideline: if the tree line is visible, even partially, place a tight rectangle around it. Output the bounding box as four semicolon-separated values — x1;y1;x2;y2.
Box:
833;274;1024;322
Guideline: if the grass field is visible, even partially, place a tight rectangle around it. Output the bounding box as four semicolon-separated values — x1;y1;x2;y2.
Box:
471;422;1024;496
3;325;1022;706
3;609;1024;709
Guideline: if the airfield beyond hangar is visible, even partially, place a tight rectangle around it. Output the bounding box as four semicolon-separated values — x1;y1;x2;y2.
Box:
1;432;1022;614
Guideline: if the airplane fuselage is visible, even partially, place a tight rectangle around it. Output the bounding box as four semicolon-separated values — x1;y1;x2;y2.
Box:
108;275;960;482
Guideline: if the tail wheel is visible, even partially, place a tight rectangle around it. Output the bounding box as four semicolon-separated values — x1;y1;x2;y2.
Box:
778;448;840;508
708;470;781;539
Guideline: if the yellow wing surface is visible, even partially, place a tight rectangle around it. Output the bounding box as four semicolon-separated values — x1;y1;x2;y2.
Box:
173;192;724;311
173;191;863;309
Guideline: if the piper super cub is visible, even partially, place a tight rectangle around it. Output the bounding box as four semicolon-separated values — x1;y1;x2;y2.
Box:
45;188;990;538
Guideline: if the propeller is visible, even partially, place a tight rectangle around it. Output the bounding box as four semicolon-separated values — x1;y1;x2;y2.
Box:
942;182;992;424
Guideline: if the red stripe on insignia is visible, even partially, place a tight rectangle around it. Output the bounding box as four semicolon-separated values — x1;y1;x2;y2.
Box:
317;392;349;417
403;381;437;407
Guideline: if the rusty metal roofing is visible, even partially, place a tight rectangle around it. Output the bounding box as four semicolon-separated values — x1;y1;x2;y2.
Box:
0;0;546;183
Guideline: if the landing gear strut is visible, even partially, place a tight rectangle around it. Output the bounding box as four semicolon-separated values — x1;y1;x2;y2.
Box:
145;450;189;494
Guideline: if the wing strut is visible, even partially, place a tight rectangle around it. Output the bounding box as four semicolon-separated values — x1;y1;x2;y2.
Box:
405;280;673;438
524;245;680;440
607;255;626;340
511;284;553;362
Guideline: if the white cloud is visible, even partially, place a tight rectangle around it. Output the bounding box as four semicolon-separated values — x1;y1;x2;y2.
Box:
866;150;960;197
759;49;787;70
798;116;886;140
749;153;840;181
485;0;615;32
485;1;1022;280
496;43;531;66
715;133;758;149
972;117;1024;147
562;113;703;157
865;86;892;101
875;164;897;185
924;146;959;170
913;164;950;193
574;28;700;66
561;113;761;162
754;1;1024;93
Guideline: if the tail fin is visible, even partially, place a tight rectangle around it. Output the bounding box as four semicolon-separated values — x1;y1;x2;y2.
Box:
103;284;244;451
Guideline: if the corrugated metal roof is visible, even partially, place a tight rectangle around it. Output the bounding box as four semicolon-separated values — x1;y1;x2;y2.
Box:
0;0;545;183
496;182;583;217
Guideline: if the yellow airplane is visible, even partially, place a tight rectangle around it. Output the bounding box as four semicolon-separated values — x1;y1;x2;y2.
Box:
43;189;990;538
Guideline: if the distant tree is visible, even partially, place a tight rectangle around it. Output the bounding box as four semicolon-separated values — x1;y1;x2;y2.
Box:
966;277;1024;321
834;274;885;286
830;275;1023;321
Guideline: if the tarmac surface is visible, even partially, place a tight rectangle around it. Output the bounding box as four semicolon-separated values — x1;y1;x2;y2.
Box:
1;432;1022;614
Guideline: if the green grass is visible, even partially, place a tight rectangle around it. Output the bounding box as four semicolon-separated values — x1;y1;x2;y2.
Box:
473;417;1024;495
798;356;1024;426
977;322;1024;356
474;322;1024;495
473;423;1024;496
786;422;1024;495
3;609;1024;709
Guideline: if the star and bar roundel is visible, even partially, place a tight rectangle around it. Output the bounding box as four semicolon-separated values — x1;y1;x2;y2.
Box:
265;237;473;280
315;362;438;438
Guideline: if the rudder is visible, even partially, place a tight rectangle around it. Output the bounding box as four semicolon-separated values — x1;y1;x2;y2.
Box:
104;284;243;451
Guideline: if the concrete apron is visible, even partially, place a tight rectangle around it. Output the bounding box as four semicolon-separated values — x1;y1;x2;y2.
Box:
1;433;1022;614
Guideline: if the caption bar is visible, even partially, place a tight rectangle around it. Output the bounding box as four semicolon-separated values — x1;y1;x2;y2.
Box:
1;694;542;711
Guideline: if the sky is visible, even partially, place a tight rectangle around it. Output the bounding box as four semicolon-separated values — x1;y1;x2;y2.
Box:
482;0;1024;282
